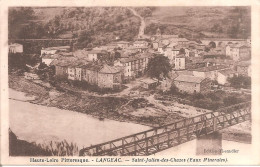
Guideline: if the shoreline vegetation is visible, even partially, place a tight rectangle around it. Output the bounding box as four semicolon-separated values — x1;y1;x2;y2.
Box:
9;129;79;156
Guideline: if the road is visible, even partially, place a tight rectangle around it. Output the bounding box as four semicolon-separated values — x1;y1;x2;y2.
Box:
127;7;146;38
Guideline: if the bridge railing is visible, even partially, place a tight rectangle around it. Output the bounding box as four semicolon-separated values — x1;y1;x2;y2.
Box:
79;101;251;156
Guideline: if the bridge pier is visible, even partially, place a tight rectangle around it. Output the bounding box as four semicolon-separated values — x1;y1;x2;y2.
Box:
196;132;222;155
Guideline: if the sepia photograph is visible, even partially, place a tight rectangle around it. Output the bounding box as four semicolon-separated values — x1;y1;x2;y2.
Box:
1;0;260;166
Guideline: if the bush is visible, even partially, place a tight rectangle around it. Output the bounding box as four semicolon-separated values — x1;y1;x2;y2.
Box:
9;129;51;156
192;93;204;100
223;96;244;106
37;140;79;156
228;75;251;89
168;84;179;95
193;98;212;109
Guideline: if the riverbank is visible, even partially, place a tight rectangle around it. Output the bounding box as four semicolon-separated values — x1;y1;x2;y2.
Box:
8;74;252;144
221;121;251;144
9;74;185;127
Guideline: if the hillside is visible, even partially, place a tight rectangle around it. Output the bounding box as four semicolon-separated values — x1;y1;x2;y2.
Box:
143;6;251;39
9;6;251;49
9;7;140;48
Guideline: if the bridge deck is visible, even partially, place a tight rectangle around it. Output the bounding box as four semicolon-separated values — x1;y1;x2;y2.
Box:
79;102;251;156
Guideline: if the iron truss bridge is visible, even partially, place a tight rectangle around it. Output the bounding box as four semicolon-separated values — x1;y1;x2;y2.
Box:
79;101;251;156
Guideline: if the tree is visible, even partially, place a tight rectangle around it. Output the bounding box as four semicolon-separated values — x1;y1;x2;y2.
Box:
147;55;171;81
223;96;243;106
169;84;179;94
179;48;185;55
204;47;210;52
114;51;121;59
115;15;123;22
209;41;216;48
228;75;251;89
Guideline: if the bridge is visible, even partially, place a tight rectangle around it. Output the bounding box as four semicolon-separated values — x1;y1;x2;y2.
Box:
9;38;77;42
200;38;249;47
79;101;251;156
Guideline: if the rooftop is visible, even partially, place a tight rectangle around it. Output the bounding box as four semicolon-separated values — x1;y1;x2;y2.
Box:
178;38;189;42
160;35;179;39
42;54;60;59
218;69;236;76
133;40;148;44
191;65;229;72
9;43;23;46
228;44;250;48
174;75;205;83
176;54;186;58
118;53;150;63
140;78;158;84
201;38;246;41
237;60;251;66
116;41;130;44
88;50;107;54
203;58;235;65
99;65;121;74
43;46;70;50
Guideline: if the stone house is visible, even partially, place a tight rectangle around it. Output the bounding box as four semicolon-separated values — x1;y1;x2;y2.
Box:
184;48;190;57
217;69;237;85
81;64;101;85
67;62;86;81
203;58;235;69
52;60;69;78
158;43;166;53
67;63;122;89
42;54;59;66
175;54;186;70
127;46;149;53
41;46;70;57
67;65;76;80
116;41;130;49
173;75;211;94
152;41;159;50
191;65;230;81
55;65;68;77
98;65;122;89
140;78;158;89
195;44;206;51
133;40;148;48
24;72;40;80
86;50;105;62
172;48;180;58
75;67;82;81
236;61;251;77
226;44;250;61
177;38;189;46
9;43;23;53
114;53;150;81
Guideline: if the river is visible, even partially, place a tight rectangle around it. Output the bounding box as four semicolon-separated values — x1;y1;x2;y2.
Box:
9;89;251;156
9;95;150;149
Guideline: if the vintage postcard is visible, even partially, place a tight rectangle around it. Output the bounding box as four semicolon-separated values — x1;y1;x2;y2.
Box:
1;0;260;166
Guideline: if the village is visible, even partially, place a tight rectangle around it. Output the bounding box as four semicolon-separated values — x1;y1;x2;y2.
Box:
9;27;251;91
8;27;251;127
